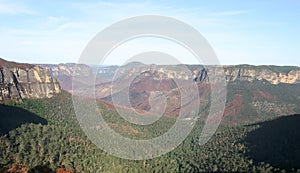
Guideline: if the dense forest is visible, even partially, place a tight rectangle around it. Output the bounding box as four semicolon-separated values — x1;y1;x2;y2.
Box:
0;91;300;172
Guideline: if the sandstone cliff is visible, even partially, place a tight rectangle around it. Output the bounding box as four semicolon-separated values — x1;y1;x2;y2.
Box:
132;65;300;84
0;58;61;102
223;65;300;84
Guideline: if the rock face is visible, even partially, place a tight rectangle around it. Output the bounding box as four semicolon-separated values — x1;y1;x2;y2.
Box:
223;65;300;84
0;58;61;102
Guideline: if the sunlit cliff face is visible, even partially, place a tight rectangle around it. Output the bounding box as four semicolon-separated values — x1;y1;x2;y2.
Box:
125;66;300;84
223;68;300;84
0;59;61;102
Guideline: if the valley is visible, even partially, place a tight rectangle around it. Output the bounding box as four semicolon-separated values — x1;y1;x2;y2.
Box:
1;58;300;172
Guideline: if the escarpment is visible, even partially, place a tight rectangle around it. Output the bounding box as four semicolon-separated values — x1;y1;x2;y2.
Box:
0;58;61;102
223;65;300;84
107;64;300;84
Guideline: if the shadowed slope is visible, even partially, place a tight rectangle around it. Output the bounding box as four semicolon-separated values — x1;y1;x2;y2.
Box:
244;114;300;169
0;104;48;134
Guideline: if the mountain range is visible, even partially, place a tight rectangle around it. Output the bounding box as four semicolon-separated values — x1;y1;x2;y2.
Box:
38;61;300;124
1;57;300;172
1;58;300;123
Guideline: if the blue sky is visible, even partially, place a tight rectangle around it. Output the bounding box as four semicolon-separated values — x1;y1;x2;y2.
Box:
0;0;299;65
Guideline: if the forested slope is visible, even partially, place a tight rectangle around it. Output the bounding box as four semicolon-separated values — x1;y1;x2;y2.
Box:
0;92;300;172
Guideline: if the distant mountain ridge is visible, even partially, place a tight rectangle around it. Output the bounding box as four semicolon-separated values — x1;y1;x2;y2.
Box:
2;58;299;123
0;58;61;102
94;63;300;85
91;63;300;84
36;62;300;94
38;63;94;92
68;63;300;98
87;63;300;123
223;65;300;84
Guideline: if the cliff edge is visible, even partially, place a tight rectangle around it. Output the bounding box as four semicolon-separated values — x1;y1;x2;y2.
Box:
0;58;61;102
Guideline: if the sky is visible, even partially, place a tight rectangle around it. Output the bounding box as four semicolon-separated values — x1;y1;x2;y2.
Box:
0;0;299;65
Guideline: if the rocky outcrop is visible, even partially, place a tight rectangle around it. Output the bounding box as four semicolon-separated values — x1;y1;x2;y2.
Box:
0;58;61;102
193;68;209;82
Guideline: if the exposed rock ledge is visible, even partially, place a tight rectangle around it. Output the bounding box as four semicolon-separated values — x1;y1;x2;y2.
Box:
0;58;61;102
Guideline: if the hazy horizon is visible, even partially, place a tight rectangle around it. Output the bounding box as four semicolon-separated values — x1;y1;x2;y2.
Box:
1;56;300;67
